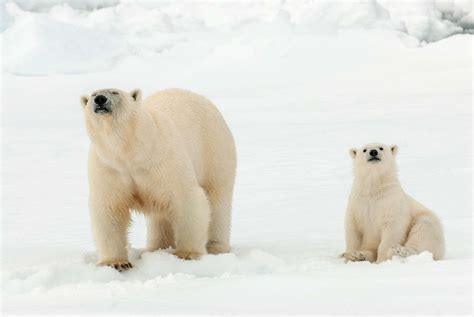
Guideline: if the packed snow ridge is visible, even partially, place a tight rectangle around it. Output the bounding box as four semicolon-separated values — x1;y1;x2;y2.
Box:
1;0;472;75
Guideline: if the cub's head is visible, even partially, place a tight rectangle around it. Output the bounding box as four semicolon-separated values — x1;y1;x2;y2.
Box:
80;88;142;119
349;143;398;177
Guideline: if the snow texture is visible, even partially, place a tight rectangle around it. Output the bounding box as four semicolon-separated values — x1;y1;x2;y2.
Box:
1;0;472;315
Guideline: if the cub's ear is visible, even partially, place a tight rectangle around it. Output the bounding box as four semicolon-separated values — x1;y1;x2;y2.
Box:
349;148;357;159
390;145;399;156
80;95;89;108
130;89;142;102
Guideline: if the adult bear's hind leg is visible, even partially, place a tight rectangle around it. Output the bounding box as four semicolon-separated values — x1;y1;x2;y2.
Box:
206;185;233;254
146;214;175;251
173;187;211;260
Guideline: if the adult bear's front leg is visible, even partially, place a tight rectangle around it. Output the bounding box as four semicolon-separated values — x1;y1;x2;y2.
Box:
173;187;211;260
88;156;132;271
90;197;132;270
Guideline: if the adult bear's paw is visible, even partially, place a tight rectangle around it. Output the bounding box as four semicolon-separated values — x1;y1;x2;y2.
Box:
206;241;230;255
99;259;133;272
173;250;202;260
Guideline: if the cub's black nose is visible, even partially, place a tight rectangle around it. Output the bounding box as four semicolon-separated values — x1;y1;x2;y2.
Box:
94;95;108;105
369;149;378;157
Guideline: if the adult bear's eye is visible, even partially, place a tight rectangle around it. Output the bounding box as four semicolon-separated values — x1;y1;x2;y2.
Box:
112;91;119;95
363;149;367;153
379;147;383;151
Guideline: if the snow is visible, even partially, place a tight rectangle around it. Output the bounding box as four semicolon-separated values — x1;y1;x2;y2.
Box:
380;0;473;43
2;0;119;12
2;14;129;75
1;0;472;315
1;0;473;75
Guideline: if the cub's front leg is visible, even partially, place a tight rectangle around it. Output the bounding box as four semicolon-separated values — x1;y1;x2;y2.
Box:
89;156;133;271
376;220;408;263
342;207;376;263
344;210;362;253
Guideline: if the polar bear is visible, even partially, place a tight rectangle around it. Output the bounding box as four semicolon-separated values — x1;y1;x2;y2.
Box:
80;88;236;271
342;143;445;263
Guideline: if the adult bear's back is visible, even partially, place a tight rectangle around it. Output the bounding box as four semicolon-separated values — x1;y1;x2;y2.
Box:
143;88;236;188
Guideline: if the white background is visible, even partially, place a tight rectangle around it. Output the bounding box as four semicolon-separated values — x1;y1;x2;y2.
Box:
1;0;472;314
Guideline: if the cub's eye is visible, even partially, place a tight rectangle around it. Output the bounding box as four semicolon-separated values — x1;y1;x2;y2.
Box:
363;149;367;153
379;147;383;151
111;91;119;95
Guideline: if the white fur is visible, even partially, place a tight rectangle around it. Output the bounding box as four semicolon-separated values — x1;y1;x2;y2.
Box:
343;143;445;263
81;88;236;267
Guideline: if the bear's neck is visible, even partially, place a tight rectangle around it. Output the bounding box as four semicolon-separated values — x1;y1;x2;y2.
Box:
352;169;401;197
88;109;154;164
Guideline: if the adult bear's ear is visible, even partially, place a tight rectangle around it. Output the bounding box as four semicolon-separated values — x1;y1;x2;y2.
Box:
130;89;142;102
390;145;399;156
80;95;89;108
349;148;357;159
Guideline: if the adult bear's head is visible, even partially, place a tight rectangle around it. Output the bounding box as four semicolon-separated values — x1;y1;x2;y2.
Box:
80;88;142;146
80;88;142;117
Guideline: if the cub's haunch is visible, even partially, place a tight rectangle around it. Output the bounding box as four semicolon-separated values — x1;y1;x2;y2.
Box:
80;88;236;270
343;143;445;263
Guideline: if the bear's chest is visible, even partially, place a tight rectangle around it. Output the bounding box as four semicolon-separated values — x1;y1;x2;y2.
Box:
120;168;173;214
353;196;386;236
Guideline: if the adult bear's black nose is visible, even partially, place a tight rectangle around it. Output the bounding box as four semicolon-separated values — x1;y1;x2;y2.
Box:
94;95;108;105
369;149;378;157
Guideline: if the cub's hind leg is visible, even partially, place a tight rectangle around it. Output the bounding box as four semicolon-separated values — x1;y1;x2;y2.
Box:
388;244;416;258
403;211;445;260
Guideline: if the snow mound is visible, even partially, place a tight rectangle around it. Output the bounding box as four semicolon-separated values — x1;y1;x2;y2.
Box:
2;13;129;75
285;0;390;30
384;251;435;264
3;248;285;295
380;1;473;43
1;1;472;75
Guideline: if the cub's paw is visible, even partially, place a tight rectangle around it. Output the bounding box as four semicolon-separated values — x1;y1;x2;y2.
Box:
390;245;411;258
99;260;133;272
206;241;230;255
173;250;203;260
342;251;367;262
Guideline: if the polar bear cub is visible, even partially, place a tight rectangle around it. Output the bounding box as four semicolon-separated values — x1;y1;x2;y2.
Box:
343;143;444;263
80;88;236;271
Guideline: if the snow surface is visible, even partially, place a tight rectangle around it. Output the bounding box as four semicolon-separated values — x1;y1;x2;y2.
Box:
1;0;472;315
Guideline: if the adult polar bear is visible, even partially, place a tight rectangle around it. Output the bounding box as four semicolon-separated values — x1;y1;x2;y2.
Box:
343;143;444;263
80;88;236;271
